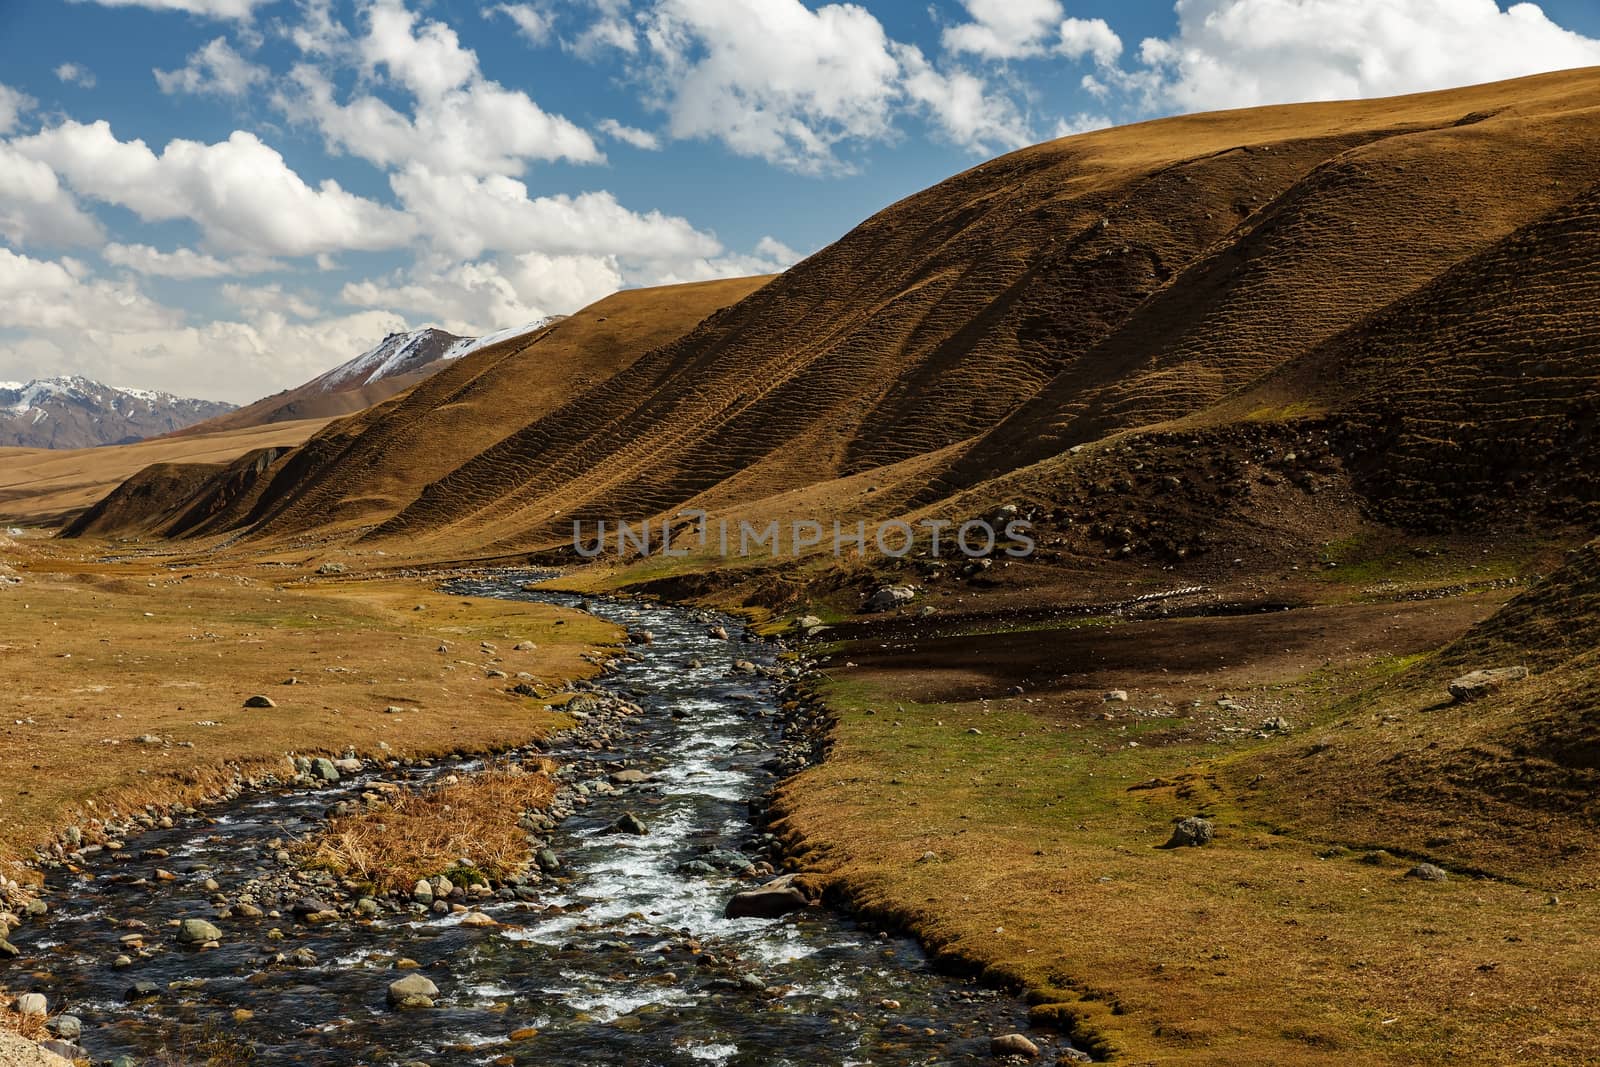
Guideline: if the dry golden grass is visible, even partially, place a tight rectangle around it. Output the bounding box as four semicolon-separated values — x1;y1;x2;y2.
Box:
0;417;333;526
0;997;49;1043
302;761;558;893
0;534;618;886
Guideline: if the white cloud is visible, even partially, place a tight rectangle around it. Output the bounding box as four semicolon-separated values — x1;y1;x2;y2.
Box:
389;164;722;263
0;83;33;134
281;0;602;176
0;248;176;332
896;43;1033;154
597;117;661;149
489;3;553;45
1124;0;1600;114
571;0;639;57
69;0;272;19
12;120;415;257
342;254;623;332
54;62;98;88
1052;112;1111;138
155;37;269;95
942;0;1062;60
1058;17;1122;66
0;144;105;247
221;281;322;320
103;242;281;279
641;0;902;173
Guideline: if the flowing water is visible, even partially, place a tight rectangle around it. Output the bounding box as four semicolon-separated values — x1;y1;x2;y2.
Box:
6;575;1078;1065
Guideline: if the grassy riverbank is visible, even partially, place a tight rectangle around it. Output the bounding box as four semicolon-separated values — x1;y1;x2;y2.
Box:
769;591;1600;1064
0;538;618;884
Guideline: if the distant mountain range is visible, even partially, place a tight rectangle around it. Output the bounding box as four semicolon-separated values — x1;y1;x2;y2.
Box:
4;319;555;450
0;377;234;449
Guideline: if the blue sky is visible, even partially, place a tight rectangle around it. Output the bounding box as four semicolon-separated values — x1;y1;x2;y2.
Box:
3;0;1599;402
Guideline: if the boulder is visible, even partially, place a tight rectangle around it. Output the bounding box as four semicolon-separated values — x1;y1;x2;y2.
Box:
1406;863;1448;882
310;758;340;782
1163;816;1215;848
177;918;222;944
610;812;649;835
989;1033;1040;1058
1103;690;1129;703
387;973;439;1010
863;585;916;613
725;878;809;920
411;879;434;905
1448;667;1529;703
243;695;276;708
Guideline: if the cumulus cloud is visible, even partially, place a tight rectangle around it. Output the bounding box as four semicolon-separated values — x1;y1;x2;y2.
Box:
0;248;176;333
640;0;902;173
571;0;640;57
221;281;323;320
103;242;281;279
0;83;33;134
1058;17;1122;66
896;43;1033;155
489;3;553;45
597;117;661;149
0;144;105;247
54;63;98;88
941;0;1121;66
1122;0;1600;113
155;37;269;95
281;0;601;175
69;0;271;18
342;255;624;333
11;120;415;256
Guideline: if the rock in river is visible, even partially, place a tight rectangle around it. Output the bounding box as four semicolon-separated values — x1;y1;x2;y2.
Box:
989;1033;1040;1058
725;878;809;920
177;918;222;944
387;973;439;1010
610;812;649;835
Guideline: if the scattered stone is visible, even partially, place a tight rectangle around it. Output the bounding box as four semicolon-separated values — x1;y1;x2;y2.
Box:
709;625;729;640
14;992;46;1016
863;585;916;613
124;981;161;1002
316;562;346;575
387;973;439;1010
49;1016;81;1041
989;1033;1041;1058
177;918;222;944
725;878;809;920
1103;690;1129;703
1406;863;1448;882
1448;667;1529;703
514;641;537;651
1259;716;1291;733
1163;816;1215;848
243;695;276;709
611;812;649;835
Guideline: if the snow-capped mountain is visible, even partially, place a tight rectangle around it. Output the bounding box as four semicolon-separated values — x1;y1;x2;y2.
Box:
174;319;558;436
0;377;235;449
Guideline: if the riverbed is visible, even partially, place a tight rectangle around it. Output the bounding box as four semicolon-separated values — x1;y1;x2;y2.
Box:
5;574;1077;1065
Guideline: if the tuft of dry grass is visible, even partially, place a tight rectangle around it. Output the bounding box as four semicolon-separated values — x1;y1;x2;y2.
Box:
302;761;558;893
0;993;49;1043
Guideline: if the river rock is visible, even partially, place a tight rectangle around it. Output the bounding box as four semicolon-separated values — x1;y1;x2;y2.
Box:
1448;667;1528;703
124;981;161;1002
177;918;222;944
460;911;497;928
990;1033;1040;1058
0;1033;72;1066
243;695;276;708
536;848;560;872
387;973;439;1010
49;1016;81;1041
411;879;434;905
609;769;651;785
14;992;46;1015
863;585;916;613
40;1042;88;1063
611;812;649;835
311;758;340;782
0;938;19;958
725;878;809;920
1163;816;1214;848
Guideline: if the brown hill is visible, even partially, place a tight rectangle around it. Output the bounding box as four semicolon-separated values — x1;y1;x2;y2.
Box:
64;277;768;542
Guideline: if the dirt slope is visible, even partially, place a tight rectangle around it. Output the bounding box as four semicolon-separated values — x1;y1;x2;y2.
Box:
356;68;1600;557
